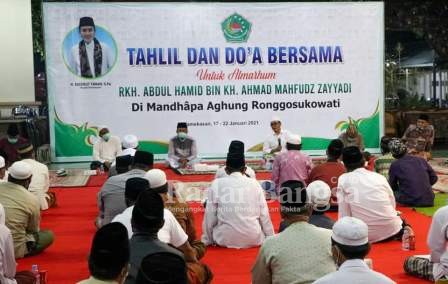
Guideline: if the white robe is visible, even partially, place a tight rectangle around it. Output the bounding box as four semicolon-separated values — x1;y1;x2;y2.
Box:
202;172;274;248
22;159;50;210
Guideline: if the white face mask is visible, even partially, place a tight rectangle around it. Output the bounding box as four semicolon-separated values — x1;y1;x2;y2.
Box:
177;132;187;141
102;133;111;142
7;137;18;144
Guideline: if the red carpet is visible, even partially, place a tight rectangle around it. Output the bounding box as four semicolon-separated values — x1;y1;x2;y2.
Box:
16;168;432;283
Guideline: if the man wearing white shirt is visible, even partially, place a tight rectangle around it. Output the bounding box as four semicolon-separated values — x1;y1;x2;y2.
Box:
404;205;448;282
68;17;114;78
263;117;290;170
17;144;51;210
314;217;395;284
91;127;122;170
0;156;7;182
337;146;405;243
112;177;197;262
202;152;274;248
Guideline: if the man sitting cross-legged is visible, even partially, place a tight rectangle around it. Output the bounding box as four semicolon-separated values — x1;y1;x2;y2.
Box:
252;180;336;283
125;189;212;284
145;169;206;259
338;146;411;243
202;152;274;248
0;161;54;258
96;150;153;228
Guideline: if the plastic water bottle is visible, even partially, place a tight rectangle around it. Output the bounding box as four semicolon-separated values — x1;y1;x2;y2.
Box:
402;228;410;250
402;227;416;251
31;264;40;284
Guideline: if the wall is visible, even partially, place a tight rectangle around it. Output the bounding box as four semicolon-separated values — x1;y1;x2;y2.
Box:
0;0;35;103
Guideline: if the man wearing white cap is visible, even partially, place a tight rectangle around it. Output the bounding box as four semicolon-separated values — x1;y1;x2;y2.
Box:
111;177;199;264
279;180;334;232
263;117;290;156
314;217;394;283
121;134;139;157
145;169;206;259
91;127;122;170
272;133;312;192
0;156;7;182
307;180;335;229
17;143;51;210
252;180;335;284
0;161;54;258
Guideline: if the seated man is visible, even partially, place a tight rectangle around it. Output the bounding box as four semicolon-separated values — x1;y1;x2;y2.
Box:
108;154;133;177
108;134;138;177
389;139;437;207
112;177;198;263
215;140;256;179
126;190;212;284
77;222;129;284
0;161;53;258
404;205;448;282
145;169;206;259
166;122;198;169
338;146;405;243
202;152;274;248
0;156;7;182
121;134;139;157
262;117;289;169
338;121;364;151
97;150;153;227
402;114;434;159
272;134;312;192
17;143;53;210
279;180;335;231
136;252;187;284
306;180;335;229
0;203;34;283
308;139;345;208
374;136;395;180
314;217;394;283
252;180;336;283
91;127;122;170
0;124;28;166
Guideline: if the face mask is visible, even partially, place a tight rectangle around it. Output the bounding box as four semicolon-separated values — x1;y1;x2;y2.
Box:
7;137;18;144
177;132;188;141
102;133;111;142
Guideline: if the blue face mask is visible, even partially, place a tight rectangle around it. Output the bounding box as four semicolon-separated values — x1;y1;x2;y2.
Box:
177;132;188;141
7;137;18;144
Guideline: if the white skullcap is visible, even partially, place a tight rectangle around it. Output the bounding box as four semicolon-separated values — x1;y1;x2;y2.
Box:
8;161;32;180
122;134;139;149
121;148;136;157
306;180;331;206
271;116;281;123
0;156;5;168
144;169;167;189
332;217;369;246
286;133;302;145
